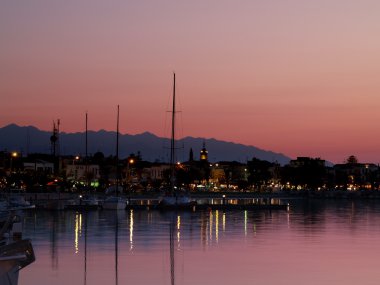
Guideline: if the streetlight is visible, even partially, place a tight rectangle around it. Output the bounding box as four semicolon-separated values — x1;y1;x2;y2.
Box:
10;151;18;173
127;158;135;185
73;156;80;181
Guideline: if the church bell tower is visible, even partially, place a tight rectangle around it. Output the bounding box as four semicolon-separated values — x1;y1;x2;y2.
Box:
200;141;208;162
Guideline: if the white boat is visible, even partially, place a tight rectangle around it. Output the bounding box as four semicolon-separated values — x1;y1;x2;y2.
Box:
0;195;35;211
159;194;193;206
0;213;35;285
102;196;126;210
8;196;35;210
64;194;100;210
105;185;123;195
81;194;100;206
1;189;35;211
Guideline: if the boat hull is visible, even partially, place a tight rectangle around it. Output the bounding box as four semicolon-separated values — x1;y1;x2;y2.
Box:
102;197;126;210
0;239;35;285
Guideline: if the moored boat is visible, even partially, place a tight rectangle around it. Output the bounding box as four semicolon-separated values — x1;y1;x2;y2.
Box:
0;212;35;285
102;105;126;211
102;196;126;210
64;194;100;210
158;73;194;209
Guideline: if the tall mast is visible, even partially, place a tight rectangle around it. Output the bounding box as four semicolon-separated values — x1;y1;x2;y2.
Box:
85;112;88;187
170;73;176;191
85;112;88;159
116;105;120;193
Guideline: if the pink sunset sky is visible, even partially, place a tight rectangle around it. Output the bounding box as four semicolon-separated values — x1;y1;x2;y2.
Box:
1;1;380;164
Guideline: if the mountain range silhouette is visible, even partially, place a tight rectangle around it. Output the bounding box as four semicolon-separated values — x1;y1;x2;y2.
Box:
0;124;291;165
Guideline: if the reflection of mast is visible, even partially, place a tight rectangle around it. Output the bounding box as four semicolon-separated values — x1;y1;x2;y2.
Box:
84;212;88;285
169;216;175;285
50;212;59;269
115;212;119;285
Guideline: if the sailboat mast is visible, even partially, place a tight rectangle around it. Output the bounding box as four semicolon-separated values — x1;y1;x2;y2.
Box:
85;112;88;187
85;112;88;159
116;105;120;192
170;73;176;191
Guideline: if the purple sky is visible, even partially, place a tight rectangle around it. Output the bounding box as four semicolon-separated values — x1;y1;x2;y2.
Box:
1;1;380;163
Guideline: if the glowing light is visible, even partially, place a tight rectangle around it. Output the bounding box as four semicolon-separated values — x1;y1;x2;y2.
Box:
244;210;247;237
177;215;181;246
215;210;219;243
129;210;134;251
74;213;82;254
222;212;226;232
209;211;213;242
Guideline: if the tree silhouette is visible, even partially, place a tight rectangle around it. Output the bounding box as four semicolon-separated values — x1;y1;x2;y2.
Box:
346;155;358;164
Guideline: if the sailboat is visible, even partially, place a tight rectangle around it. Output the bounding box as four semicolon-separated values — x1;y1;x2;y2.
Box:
158;73;195;208
66;113;100;210
103;106;126;210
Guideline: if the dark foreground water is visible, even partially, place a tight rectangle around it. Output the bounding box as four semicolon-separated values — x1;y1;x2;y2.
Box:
19;199;380;285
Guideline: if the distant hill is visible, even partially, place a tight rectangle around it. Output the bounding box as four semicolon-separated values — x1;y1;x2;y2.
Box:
0;124;292;165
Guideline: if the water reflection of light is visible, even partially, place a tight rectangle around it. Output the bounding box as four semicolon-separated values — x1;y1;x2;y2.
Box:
222;212;226;232
177;215;181;247
215;210;219;243
129;210;134;251
209;211;213;242
80;214;82;234
287;212;290;228
74;213;82;254
244;210;247;237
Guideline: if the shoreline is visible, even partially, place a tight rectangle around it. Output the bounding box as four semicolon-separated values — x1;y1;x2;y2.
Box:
17;189;380;204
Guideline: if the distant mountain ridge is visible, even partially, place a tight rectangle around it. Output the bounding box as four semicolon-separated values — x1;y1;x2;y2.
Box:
0;124;292;165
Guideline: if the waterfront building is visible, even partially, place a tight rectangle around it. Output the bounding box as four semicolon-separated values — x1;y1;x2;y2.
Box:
149;164;170;181
289;157;325;168
65;161;100;182
333;162;379;190
23;160;54;174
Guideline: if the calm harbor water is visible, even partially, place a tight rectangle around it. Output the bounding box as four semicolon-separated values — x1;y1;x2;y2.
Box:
19;199;380;285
